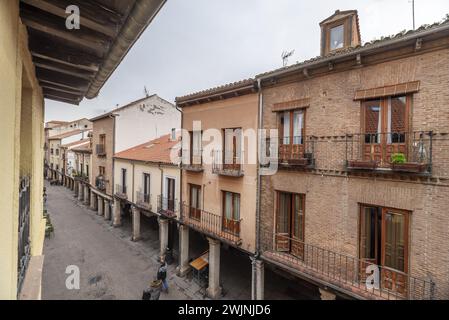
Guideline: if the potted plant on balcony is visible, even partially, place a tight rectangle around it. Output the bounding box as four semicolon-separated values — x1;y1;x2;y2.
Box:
391;153;427;173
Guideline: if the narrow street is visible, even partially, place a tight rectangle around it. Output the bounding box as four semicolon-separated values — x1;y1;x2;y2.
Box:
42;183;319;300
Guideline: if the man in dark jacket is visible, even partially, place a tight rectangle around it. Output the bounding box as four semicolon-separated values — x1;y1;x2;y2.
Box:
157;260;168;293
142;280;162;300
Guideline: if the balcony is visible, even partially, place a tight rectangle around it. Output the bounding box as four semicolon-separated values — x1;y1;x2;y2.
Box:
277;136;316;169
96;144;106;156
74;172;89;183
157;195;179;218
115;184;127;200
345;131;433;175
182;149;204;172
212;150;244;177
180;203;242;246
136;191;151;211
262;233;434;300
95;176;107;191
18;176;31;294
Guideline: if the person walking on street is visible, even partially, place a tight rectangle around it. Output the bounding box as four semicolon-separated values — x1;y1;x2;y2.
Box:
157;259;168;293
142;280;162;300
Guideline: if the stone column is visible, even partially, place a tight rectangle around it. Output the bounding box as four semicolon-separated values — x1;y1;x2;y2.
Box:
132;206;141;241
84;186;90;206
319;288;336;300
113;198;121;227
74;181;79;197
78;183;84;201
177;224;190;277
97;196;104;216
255;259;264;300
90;191;97;210
158;217;169;261
104;200;111;220
206;237;222;299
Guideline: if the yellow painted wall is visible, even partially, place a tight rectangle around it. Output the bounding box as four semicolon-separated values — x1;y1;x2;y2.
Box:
0;0;46;299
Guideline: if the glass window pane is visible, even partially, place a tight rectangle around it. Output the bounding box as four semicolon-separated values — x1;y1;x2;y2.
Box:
360;207;376;260
277;193;290;233
233;194;240;220
330;24;344;50
225;192;232;219
384;212;406;272
293;111;303;145
283;112;290;144
364;100;382;144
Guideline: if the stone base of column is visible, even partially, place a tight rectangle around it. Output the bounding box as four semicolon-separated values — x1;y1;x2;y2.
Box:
206;286;222;300
319;288;336;300
176;265;191;277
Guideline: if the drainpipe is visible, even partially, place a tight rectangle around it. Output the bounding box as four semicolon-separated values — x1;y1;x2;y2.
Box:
251;78;263;300
175;103;183;209
132;162;135;203
110;113;116;197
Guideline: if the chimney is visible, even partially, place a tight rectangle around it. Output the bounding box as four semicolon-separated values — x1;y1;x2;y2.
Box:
319;10;361;56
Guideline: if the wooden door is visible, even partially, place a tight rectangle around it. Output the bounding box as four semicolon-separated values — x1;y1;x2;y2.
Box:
359;206;380;282
189;184;201;220
362;100;383;162
167;178;175;212
290;194;305;259
275;192;291;251
381;208;409;296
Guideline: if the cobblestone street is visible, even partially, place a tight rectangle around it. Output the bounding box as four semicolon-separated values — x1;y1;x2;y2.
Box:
42;183;318;300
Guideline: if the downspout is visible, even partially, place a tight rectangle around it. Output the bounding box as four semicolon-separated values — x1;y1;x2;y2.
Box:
110;114;116;198
251;78;263;300
175;103;183;208
132;162;135;203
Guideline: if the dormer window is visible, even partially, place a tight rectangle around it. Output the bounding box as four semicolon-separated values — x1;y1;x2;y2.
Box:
330;24;344;50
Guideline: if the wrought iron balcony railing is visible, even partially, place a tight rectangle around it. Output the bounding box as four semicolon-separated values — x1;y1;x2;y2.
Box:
261;233;435;300
181;149;204;172
180;203;242;245
157;195;179;218
212;150;244;177
277;136;316;168
95;175;107;191
115;184;127;199
345;131;433;174
18;176;31;295
96;144;106;156
136;191;151;210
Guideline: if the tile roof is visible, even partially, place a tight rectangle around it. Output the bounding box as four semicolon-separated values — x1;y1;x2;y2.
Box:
61;138;91;149
71;143;92;153
175;78;256;104
48;129;85;140
256;15;449;79
114;134;180;165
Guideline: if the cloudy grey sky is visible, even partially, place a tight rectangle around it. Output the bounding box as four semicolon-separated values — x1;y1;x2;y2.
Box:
44;0;449;122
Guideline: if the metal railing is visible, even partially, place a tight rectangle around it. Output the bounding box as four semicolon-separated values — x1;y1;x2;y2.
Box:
157;195;178;218
262;233;435;300
212;150;244;176
345;131;433;174
18;176;31;295
136;191;151;210
180;203;242;245
115;184;127;198
277;136;316;167
95;176;107;191
96;144;106;156
182;148;203;171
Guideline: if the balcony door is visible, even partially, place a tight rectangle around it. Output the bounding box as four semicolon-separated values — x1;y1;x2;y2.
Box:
275;192;305;259
223;128;242;170
165;177;175;212
279;109;305;161
359;205;409;295
362;96;409;165
222;191;240;235
189;184;201;220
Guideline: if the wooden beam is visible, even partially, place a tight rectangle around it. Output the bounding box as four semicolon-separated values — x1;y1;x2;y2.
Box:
43;87;81;101
20;5;110;57
36;68;90;90
40;83;84;95
34;58;95;80
44;93;80;105
39;79;88;92
31;52;99;72
21;0;120;37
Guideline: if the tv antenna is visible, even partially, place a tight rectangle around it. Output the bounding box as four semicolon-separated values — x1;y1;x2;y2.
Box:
409;0;415;30
281;50;295;67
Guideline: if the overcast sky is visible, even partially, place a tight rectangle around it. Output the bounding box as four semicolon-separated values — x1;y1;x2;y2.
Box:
44;0;449;122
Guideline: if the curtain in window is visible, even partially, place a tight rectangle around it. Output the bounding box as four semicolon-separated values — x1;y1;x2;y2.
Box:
233;194;240;220
192;131;201;163
235;129;242;164
293;111;303;145
225;192;232;219
292;194;304;240
224;129;233;165
190;186;198;208
283;112;290;144
384;211;406;272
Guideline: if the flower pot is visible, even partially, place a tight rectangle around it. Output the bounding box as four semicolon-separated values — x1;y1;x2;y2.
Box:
391;162;427;173
348;160;378;170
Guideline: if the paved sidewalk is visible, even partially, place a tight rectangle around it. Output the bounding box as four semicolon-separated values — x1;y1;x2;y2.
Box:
42;183;205;300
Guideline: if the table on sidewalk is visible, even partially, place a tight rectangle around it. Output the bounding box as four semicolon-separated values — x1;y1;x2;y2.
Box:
189;251;209;287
